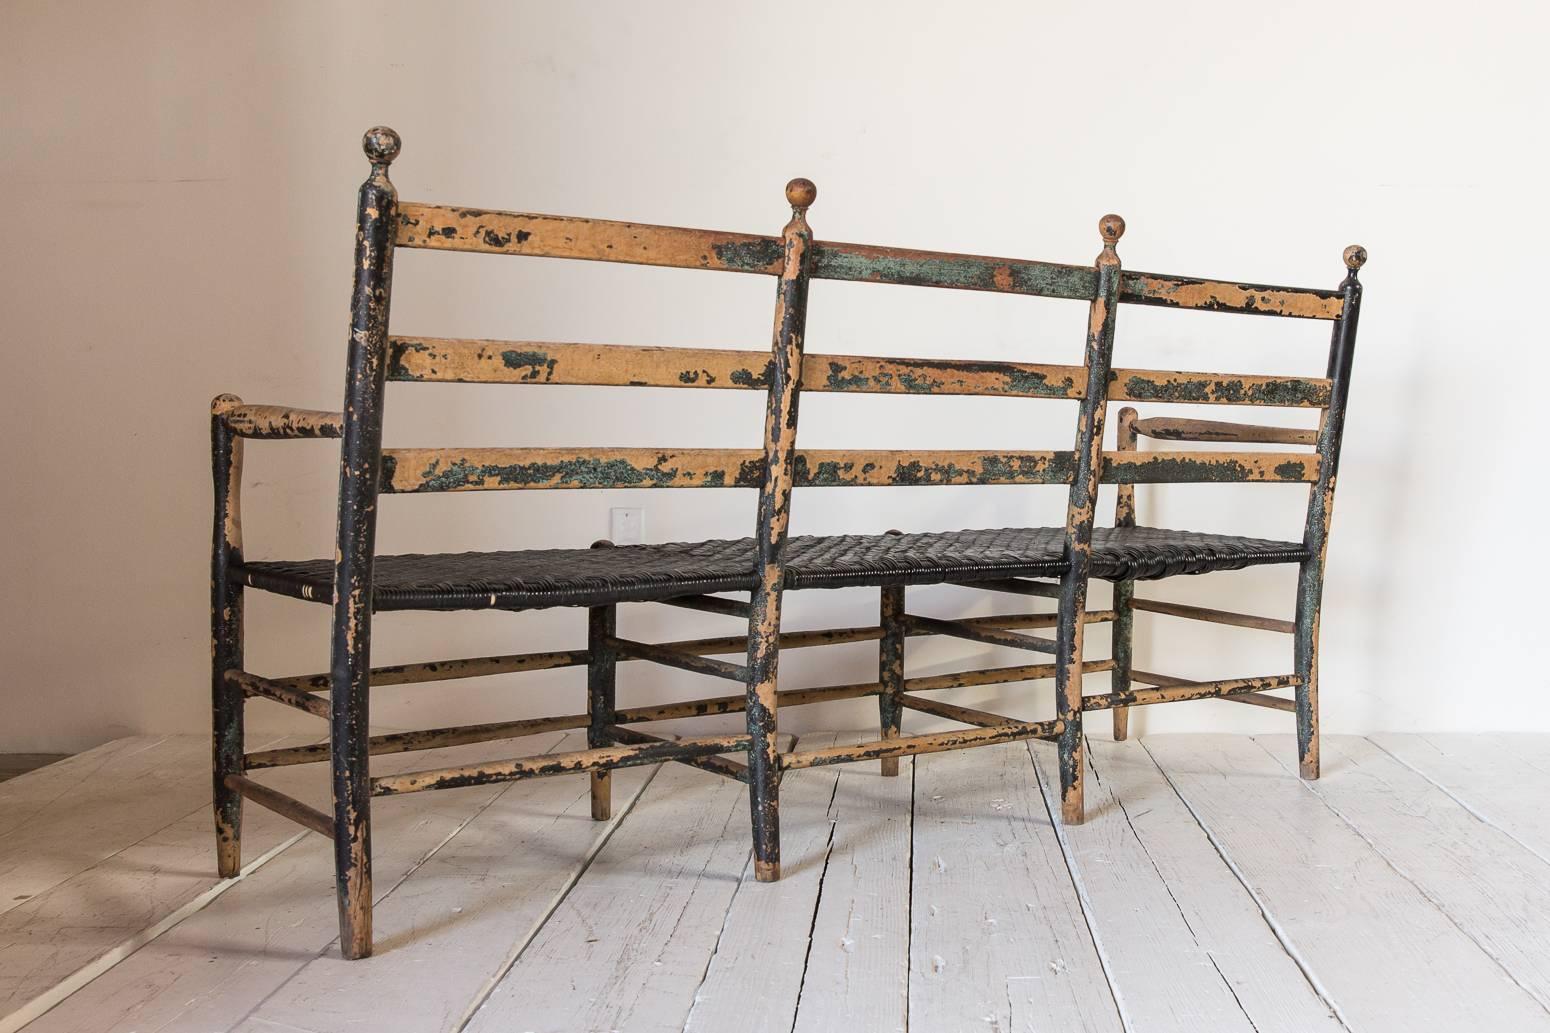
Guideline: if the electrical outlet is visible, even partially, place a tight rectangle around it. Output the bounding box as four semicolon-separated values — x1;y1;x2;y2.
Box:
610;507;645;545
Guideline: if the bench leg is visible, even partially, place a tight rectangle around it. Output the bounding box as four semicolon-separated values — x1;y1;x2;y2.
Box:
746;593;783;883
587;602;617;820
1111;578;1135;742
210;404;244;878
211;589;244;877
1294;562;1321;780
877;585;905;776
330;616;374;960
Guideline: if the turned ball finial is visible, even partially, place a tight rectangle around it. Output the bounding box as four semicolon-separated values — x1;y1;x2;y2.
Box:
1343;244;1367;271
362;126;402;166
786;177;817;210
1100;214;1126;246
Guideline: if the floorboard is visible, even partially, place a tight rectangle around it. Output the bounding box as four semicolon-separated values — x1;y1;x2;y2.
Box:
1144;733;1550;1033
1031;739;1342;1033
683;734;842;1033
1371;733;1550;865
0;737;314;1023
2;733;1548;1033
790;754;914;1033
1261;733;1550;1013
19;734;569;1033
232;733;658;1033
462;757;752;1033
910;740;1120;1033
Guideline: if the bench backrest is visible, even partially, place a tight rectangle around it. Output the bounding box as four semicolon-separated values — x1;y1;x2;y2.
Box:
337;126;1361;592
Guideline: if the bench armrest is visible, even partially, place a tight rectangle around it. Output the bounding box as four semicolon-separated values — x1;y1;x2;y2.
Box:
212;396;344;439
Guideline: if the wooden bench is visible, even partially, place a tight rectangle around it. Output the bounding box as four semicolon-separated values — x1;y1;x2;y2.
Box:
210;127;1364;958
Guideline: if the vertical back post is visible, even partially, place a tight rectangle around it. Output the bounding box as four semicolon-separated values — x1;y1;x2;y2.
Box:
328;126;400;959
1055;214;1125;824
744;177;817;881
1110;406;1139;741
1294;244;1365;779
210;394;245;877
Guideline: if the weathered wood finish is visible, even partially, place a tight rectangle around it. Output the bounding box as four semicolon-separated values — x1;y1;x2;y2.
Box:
1295;247;1365;779
1120;271;1344;319
327;127;400;959
226;670;330;719
1081;674;1301;710
1055;216;1125;824
903;614;1059;654
1132;415;1318;445
377;446;1318;492
878;582;905;776
371;734;751;796
744;180;816;882
209;396;244;878
1132;596;1295;634
1111;406;1138;742
223;775;334;840
384;336;1329;407
780;720;1064;769
898;693;1020;728
219;404;345;440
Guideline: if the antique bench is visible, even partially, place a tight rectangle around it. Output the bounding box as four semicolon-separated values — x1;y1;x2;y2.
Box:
210;127;1363;958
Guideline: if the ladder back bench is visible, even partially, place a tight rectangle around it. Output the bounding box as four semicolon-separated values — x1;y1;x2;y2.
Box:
210;127;1363;958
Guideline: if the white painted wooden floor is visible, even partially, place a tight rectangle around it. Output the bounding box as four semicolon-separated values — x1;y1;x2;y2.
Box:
2;732;1548;1033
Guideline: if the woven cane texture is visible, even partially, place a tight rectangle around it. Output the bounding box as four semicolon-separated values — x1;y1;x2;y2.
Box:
238;526;1307;612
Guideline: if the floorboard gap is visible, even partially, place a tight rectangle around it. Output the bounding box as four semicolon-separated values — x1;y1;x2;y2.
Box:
1367;736;1550;868
452;760;664;1033
1029;739;1131;1033
781;771;844;1033
1136;739;1355;1033
1255;736;1550;1018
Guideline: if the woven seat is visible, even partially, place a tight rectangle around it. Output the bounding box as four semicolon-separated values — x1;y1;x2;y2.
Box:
238;526;1307;611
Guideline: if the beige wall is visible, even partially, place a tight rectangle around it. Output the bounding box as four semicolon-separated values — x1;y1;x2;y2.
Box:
2;0;1546;751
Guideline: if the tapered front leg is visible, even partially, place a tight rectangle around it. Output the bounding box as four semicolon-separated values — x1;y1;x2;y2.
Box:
587;598;617;819
210;396;245;878
878;584;905;776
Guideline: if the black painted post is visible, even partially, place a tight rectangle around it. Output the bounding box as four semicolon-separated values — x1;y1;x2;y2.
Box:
878;582;906;776
1294;245;1365;780
745;178;816;882
1055;215;1125;824
588;541;619;819
1110;407;1139;741
211;394;245;877
329;126;400;959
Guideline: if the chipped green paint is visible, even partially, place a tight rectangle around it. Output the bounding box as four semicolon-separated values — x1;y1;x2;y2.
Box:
1104;456;1260;484
817;358;1078;398
500;349;557;381
1274;460;1310;480
384;454;735;492
809;245;1098;301
711;238;786;272
823;362;877;392
1117;373;1329;407
730;365;774;389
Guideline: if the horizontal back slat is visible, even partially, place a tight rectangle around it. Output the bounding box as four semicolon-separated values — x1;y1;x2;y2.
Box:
395;203;785;274
809;241;1096;301
387;338;1082;399
378;447;1318;492
1121;271;1343;319
396;203;1342;318
1110;369;1330;407
386;338;1331;407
